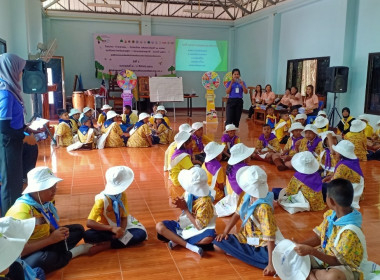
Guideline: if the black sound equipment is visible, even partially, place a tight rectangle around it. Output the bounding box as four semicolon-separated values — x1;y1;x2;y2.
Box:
325;66;349;93
22;60;48;94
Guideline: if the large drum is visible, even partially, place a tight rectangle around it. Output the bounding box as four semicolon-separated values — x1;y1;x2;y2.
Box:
85;89;95;109
72;91;85;112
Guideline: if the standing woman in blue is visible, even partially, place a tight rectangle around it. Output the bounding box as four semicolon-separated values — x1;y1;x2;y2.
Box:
0;54;26;216
225;69;248;128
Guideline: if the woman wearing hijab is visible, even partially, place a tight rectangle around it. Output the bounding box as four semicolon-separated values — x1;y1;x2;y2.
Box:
0;54;27;216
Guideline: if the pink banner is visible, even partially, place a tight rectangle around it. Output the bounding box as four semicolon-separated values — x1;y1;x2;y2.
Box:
94;34;176;79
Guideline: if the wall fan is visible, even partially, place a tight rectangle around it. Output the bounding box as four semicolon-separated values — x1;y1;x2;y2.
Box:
28;39;57;62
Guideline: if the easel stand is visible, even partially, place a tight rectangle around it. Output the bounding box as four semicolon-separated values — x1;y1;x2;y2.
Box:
29;93;56;145
328;92;341;127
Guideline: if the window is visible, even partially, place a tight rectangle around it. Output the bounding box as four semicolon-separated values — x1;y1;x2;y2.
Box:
364;52;380;115
0;38;6;54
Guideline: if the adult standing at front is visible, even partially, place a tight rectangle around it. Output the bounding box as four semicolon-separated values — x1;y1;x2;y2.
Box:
225;69;248;128
0;53;26;216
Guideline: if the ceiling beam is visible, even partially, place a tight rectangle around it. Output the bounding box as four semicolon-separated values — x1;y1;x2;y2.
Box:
228;0;250;15
216;0;234;19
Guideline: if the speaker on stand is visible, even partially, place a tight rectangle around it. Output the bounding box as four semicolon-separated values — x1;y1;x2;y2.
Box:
325;66;349;127
22;60;56;144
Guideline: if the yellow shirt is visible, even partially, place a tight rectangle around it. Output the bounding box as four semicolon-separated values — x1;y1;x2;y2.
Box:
344;132;367;161
101;123;124;148
298;138;323;157
78;128;95;148
274;119;291;141
333;163;361;184
286;177;325;211
191;196;214;229
70;118;79;134
192;135;212;155
149;116;171;127
256;135;280;152
6;202;51;240
318;148;338;177
88;193;129;225
314;210;364;277
127;124;151;148
364;123;374;139
235;200;277;247
121;113;138;125
156;123;174;144
97;113;106;125
202;162;226;201
284;137;302;156
55;122;73;147
169;154;193;186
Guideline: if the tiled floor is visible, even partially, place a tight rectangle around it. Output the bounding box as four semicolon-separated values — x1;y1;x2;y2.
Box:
36;111;380;280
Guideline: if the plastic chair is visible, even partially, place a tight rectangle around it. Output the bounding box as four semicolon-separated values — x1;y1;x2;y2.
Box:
318;101;324;110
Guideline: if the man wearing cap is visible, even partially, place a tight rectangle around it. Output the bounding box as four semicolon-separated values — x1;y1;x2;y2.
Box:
97;104;112;126
69;108;81;134
191;122;212;163
84;166;147;254
6;167;92;273
344;120;368;161
100;110;125;148
127;112;153;147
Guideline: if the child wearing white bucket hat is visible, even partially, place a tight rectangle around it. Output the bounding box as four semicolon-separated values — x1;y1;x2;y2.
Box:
156;167;216;257
367;119;380;160
317;110;327;118
97;104;112;126
79;106;94;126
295;113;307;126
344;119;368;161
191;122;212;163
127;112;153;147
6;167;93;273
321;140;364;209
76;117;96;149
298;124;323;158
282;151;325;211
294;178;365;280
55;109;73;147
213;166;277;276
84;166;147;254
271;122;304;171
152;113;174;144
99;110;125;148
69;108;81;134
149;105;171;127
221;124;240;160
202;142;226;201
254;123;280;162
358;115;373;139
319;131;340;177
314;115;329;133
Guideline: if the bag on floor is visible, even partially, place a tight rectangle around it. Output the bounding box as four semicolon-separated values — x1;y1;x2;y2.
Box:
215;192;239;217
278;189;310;214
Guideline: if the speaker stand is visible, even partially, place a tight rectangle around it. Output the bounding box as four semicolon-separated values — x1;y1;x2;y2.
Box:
328;92;341;127
29;93;56;145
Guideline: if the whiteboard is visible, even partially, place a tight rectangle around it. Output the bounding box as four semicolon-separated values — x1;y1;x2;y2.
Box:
149;77;184;102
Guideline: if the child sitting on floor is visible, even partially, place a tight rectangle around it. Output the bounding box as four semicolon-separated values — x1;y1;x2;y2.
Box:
55;109;73;147
265;106;276;129
314;115;329;134
97;104;112;126
294;178;364;280
69;108;81;134
149;105;170;127
84;166;147;254
274;112;291;144
78;117;96;149
120;105;138;132
254;124;280;162
271;122;304;171
319;131;339;177
358;115;373;139
298;124;323;158
221;124;240;160
152;113;174;144
213;166;277;276
289;106;299;123
80;107;94;127
156;167;216;257
337;107;355;136
100;111;125;148
202;142;226;202
127;113;153;148
191;122;212;163
367;120;380;160
294;113;307;126
344;120;367;161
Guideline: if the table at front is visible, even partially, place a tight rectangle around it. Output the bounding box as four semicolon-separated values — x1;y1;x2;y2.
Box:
184;95;199;117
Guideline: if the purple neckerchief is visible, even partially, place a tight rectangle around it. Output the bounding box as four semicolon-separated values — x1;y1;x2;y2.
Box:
324;148;332;170
291;136;304;150
171;148;188;161
192;134;204;152
259;133;277;148
307;136;322;152
335;158;364;177
227;162;247;195
294;171;322;192
205;159;221;176
221;134;238;148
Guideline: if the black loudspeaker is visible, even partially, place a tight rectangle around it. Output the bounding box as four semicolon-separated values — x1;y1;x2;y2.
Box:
325;66;349;93
22;60;48;94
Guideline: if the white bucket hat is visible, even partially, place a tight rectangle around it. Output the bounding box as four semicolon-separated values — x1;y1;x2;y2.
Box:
228;143;255;165
314;116;329;129
83;107;93;114
225;124;238;132
236;166;268;198
295;114;307;121
174;131;191;149
204;142;225;162
332;140;357;159
0;217;36;272
291;151;320;174
320;131;340;144
192;122;204;131
350;120;366;133
303;124;319;135
104;166;134;195
101;104;112;110
317;110;327;117
272;239;311;280
69;108;81;117
178;167;209;197
157;105;167;113
154;113;163;119
106;110;119;120
138;112;150;121
179;123;194;133
288;122;305;133
358;115;369;123
22;167;63;194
